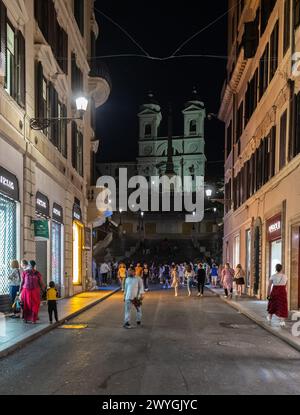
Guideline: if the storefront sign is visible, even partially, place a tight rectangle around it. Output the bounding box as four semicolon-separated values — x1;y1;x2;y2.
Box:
0;166;19;201
84;227;92;250
73;204;82;222
267;214;282;242
33;220;49;239
36;192;50;217
52;203;63;224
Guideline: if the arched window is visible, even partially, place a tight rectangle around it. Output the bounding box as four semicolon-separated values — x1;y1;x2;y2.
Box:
145;124;152;137
190;120;197;135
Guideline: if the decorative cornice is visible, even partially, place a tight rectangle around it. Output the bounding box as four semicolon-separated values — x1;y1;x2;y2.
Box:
34;44;69;102
4;0;29;27
88;76;110;108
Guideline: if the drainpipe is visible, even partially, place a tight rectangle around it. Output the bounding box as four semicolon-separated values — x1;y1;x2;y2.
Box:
288;3;295;160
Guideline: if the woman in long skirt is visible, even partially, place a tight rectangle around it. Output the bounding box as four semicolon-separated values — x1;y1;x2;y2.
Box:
221;263;235;299
171;264;180;297
267;264;288;327
20;260;44;324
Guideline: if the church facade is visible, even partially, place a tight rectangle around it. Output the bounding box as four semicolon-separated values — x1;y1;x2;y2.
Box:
94;92;222;260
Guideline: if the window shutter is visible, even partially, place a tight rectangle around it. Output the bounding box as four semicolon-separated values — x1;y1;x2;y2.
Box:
16;30;25;108
35;61;43;119
0;0;7;84
61;104;67;158
72;122;77;169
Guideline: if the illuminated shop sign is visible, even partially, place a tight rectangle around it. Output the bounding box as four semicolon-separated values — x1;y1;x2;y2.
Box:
52;203;63;224
0;166;19;201
36;191;50;217
73;204;82;222
267;214;282;242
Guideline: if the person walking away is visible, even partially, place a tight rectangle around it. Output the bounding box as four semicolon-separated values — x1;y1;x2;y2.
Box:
178;264;185;286
267;264;288;327
142;263;149;292
99;261;110;286
47;281;59;324
234;264;246;296
185;264;195;297
118;263;127;291
8;260;21;308
163;263;171;288
210;263;219;288
20;260;44;324
171;265;180;297
221;263;235;299
123;266;145;329
159;265;164;285
196;263;206;297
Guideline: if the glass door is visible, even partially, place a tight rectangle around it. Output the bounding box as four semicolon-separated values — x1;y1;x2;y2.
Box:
51;221;62;292
0;194;17;295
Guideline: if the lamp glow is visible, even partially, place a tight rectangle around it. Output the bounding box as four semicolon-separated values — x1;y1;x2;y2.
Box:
76;96;88;112
206;189;213;198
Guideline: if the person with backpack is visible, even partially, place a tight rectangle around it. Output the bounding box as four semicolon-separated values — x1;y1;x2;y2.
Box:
196;263;206;297
210;263;219;288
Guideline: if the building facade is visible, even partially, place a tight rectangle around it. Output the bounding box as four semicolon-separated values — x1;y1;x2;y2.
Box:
220;0;300;310
94;93;223;260
0;0;110;306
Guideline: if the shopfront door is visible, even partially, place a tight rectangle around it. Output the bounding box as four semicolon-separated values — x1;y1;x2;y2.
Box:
270;239;282;276
0;166;19;299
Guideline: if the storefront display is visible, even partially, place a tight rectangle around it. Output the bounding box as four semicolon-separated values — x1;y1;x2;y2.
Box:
267;214;282;278
73;204;83;285
35;192;50;282
52;203;63;292
0;166;19;296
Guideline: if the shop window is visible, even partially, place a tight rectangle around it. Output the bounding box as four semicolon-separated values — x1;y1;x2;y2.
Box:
0;194;17;295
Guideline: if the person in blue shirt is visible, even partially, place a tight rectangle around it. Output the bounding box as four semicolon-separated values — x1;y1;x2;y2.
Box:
211;263;219;287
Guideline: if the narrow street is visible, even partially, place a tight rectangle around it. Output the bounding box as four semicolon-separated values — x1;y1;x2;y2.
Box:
0;288;300;395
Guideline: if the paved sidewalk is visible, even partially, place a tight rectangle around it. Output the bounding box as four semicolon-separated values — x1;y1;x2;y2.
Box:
0;287;119;358
209;286;300;352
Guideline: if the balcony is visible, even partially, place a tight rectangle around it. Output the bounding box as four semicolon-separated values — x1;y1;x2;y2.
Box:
88;62;111;108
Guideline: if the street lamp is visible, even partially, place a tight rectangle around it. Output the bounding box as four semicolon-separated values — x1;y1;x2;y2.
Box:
29;95;89;130
119;208;123;225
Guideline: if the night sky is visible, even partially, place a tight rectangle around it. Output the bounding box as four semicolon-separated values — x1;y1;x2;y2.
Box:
94;1;228;180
